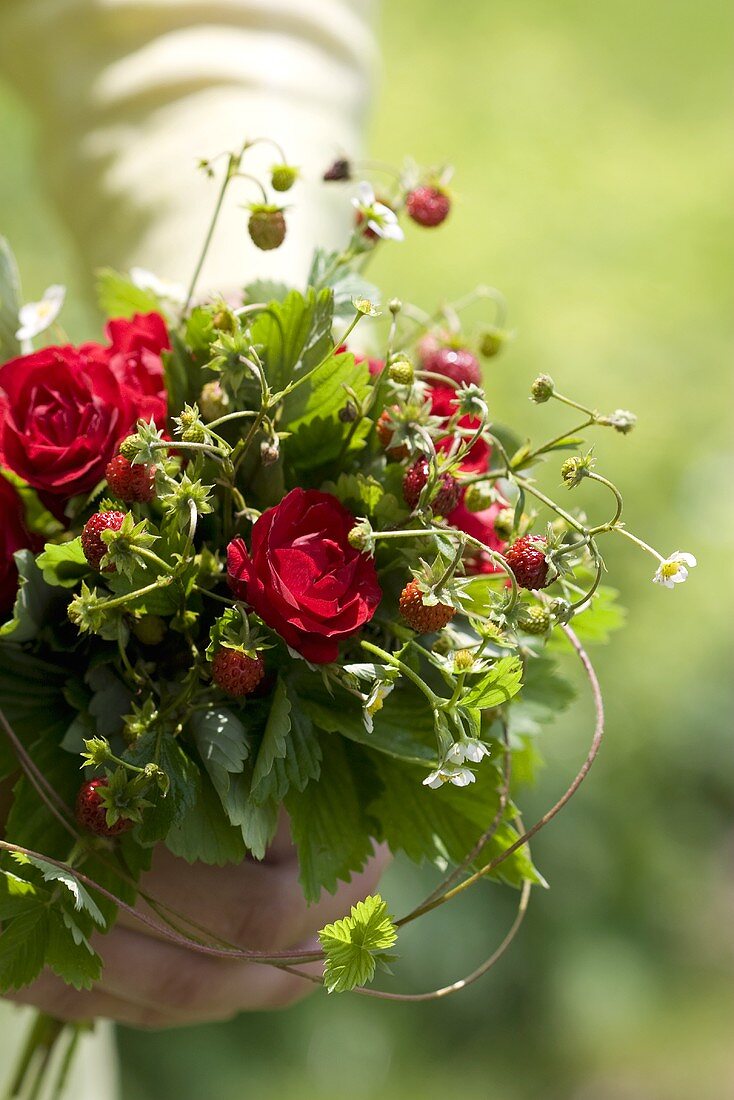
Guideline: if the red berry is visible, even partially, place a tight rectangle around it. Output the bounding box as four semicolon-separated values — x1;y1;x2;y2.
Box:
75;778;132;837
504;535;550;590
106;454;156;503
406;185;451;228
81;510;126;571
376;408;409;460
403;458;461;516
399;579;455;633
422;345;482;388
248;206;286;251
211;648;265;697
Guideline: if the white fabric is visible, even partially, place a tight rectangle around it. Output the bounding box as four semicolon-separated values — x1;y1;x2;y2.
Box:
0;0;377;288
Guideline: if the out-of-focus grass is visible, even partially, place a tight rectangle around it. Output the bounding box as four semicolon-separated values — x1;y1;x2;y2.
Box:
1;0;733;1096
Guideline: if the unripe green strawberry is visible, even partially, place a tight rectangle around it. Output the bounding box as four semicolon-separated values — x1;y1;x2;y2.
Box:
516;605;551;635
270;163;299;192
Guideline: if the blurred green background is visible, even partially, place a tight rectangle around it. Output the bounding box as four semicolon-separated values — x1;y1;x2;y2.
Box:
1;0;732;1096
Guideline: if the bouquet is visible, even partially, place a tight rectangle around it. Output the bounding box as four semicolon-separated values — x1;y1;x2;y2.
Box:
0;141;695;1091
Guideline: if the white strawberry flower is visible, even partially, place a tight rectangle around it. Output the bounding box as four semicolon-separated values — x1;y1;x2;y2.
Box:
15;284;66;342
352;182;404;242
362;678;396;733
130;267;186;305
423;763;476;789
652;551;697;589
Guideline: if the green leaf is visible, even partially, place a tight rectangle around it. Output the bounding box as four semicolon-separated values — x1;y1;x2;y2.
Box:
36;538;90;588
244;279;292;304
250;678;291;795
283;353;370;470
366;752;544;888
11;854;106;927
460;656;524;710
0;236;21;363
0;655;73;781
553;585;626;646
294;675;436;764
285;738;378;902
237;797;280;861
0;872;43;920
0;905;50;992
46;911;102;990
249;288;333;394
189;707;250;795
0;550;61;643
250;680;322;805
508;655;576;738
308;248;379;319
166;774;247;865
319;894;398;993
96;268;159;318
126;731;201;844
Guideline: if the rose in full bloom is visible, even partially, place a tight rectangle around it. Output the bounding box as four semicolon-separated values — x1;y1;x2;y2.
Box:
0;474;38;614
0;314;168;507
227;488;382;663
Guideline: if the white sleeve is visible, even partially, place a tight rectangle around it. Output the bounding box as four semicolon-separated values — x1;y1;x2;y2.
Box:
0;0;378;290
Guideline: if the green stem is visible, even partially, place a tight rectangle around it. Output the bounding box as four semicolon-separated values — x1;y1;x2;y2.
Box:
360;641;440;707
551;391;596;417
182;152;237;315
513;476;587;535
205;409;259;431
586;471;623;528
611;526;664;562
102;576;173;612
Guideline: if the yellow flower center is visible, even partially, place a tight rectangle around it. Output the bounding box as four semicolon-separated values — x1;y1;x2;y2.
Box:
660;561;681;578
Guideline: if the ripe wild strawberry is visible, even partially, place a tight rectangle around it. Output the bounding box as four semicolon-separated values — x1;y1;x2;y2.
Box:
422;345;481;388
403;458;461;516
81;510;126;571
106;454;156;503
211;648;265;697
399;579;455;633
406;185;451;227
376;408;409;460
248;205;287;251
75;778;132;837
505;535;550;590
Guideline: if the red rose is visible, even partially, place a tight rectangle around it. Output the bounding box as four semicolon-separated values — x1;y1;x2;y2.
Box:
0;313;168;505
448;498;508;575
227;488;382;663
431;386;491;475
0;474;38;614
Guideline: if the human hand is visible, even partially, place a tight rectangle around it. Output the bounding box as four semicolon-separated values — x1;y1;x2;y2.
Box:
10;820;389;1028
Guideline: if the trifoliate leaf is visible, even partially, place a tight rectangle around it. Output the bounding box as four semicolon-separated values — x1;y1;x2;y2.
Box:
319;894;398;993
248;287;333;394
46;911;103;990
250;677;291;795
0;550;61;643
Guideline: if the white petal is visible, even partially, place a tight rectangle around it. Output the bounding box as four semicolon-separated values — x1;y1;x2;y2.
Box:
672;552;697;568
423;771;444;788
15;285;66;340
357;180;375;205
449;768;476;787
462;740;490;763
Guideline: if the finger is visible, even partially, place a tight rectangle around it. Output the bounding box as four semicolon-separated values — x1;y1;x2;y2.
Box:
121;840;391;955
